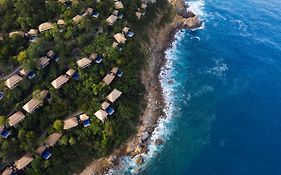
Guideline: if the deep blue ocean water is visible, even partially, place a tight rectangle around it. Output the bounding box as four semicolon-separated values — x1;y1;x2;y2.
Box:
140;0;281;174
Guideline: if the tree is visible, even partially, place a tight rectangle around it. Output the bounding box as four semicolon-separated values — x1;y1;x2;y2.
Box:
0;116;7;126
53;120;63;132
17;50;27;63
69;136;76;145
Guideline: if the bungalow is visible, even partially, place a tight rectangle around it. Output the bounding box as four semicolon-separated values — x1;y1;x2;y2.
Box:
112;10;119;16
106;89;122;103
114;33;126;44
38;22;54;33
63;117;78;130
66;69;76;78
101;101;115;115
114;1;124;9
76;57;92;68
22;90;48;113
15;154;33;170
9;31;25;38
79;114;90;127
102;74;115;86
51;75;69;89
2;167;13;175
106;15;118;25
4;74;23;89
45;132;62;147
46;50;58;60
38;56;50;69
122;27;130;34
8;111;26;127
89;53;102;64
57;19;66;26
36;146;52;160
85;8;94;15
141;3;148;9
111;67;123;77
94;110;108;122
72;15;83;24
19;69;36;79
28;29;38;42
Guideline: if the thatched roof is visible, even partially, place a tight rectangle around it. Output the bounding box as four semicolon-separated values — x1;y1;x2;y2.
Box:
89;52;98;60
2;167;13;175
79;114;89;121
46;50;55;58
57;19;66;26
51;75;69;89
72;15;83;24
19;69;30;76
8;111;26;127
101;101;110;110
113;33;126;43
114;1;124;9
22;98;41;113
4;74;23;89
112;42;118;48
111;67;119;75
15;154;33;170
136;12;142;19
28;29;38;36
141;3;148;9
106;89;122;103
38;56;50;69
102;74;115;85
9;31;25;38
66;69;76;77
36;146;45;155
45;133;62;147
122;27;130;34
63;117;78;130
106;15;118;25
94;110;108;122
38;22;54;32
76;57;92;68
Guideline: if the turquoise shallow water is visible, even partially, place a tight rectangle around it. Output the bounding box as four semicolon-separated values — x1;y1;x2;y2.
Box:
140;0;281;174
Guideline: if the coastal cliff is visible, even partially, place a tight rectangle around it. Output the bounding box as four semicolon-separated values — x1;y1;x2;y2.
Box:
80;0;201;174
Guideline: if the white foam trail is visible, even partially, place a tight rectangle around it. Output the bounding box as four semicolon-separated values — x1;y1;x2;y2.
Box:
186;0;205;17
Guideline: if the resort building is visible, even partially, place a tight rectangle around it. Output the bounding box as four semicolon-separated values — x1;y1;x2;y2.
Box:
45;133;62;147
7;111;26;127
2;167;13;175
72;15;83;24
76;57;92;68
102;74;115;86
111;67;123;77
141;3;148;9
63;117;79;130
122;27;130;34
38;56;50;69
15;154;33;170
46;50;56;59
114;33;126;43
101;101;115;115
4;74;23;89
19;69;36;79
57;19;66;26
22;90;49;113
51;75;69;89
66;69;76;78
106;89;122;103
9;31;25;38
114;1;124;9
106;15;118;25
112;42;118;48
38;22;54;32
94;110;108;122
79;114;91;127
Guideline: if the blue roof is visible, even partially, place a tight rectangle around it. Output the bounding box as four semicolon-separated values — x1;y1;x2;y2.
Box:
0;92;4;100
127;32;135;38
73;73;80;80
95;56;103;64
0;130;10;139
106;107;115;115
83;119;91;127
42;150;51;160
92;12;100;17
117;70;123;77
27;71;36;79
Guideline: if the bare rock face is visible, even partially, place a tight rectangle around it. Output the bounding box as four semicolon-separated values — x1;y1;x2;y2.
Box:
182;11;196;18
135;155;143;165
183;16;202;29
155;139;164;145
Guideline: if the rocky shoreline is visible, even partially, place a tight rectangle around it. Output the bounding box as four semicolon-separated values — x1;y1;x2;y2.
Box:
79;1;201;174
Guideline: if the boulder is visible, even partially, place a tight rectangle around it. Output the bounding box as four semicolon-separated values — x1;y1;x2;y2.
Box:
141;132;150;142
183;16;202;29
182;11;196;18
155;139;163;145
135;155;143;165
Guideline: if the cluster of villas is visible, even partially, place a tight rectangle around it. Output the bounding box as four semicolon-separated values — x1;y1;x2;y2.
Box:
0;0;155;174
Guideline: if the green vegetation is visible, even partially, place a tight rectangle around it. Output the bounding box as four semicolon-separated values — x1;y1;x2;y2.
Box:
0;0;172;174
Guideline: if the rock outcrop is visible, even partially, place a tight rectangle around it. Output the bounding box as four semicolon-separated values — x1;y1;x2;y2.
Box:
183;16;202;29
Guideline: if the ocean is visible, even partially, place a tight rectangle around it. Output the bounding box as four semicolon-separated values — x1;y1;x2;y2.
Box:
110;0;281;174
